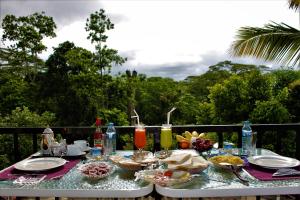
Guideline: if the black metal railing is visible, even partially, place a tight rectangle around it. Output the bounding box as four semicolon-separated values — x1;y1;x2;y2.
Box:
0;123;299;163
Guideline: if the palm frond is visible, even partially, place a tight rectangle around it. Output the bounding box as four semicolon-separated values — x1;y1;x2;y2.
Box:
289;0;300;10
229;22;300;67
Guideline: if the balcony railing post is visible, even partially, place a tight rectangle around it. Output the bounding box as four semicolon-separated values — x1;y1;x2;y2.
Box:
13;132;19;162
296;127;300;160
32;133;38;153
275;130;283;156
217;132;223;148
153;127;161;152
238;130;242;148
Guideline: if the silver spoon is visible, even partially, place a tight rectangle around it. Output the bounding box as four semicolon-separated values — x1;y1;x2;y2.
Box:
218;162;249;186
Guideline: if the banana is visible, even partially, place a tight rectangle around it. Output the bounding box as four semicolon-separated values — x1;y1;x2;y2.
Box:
183;131;192;140
198;133;205;138
176;131;206;145
192;131;199;137
176;135;189;142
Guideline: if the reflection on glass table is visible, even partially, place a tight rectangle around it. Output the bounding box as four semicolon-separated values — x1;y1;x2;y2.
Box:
155;148;300;198
0;151;153;198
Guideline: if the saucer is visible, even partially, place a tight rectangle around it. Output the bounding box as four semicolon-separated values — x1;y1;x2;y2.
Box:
83;147;91;152
66;152;86;157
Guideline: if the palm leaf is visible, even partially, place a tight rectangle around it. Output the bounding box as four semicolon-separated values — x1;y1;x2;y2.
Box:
230;22;300;66
289;0;300;10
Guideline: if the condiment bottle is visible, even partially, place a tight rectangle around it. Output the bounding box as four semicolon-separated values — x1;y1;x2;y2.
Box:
41;127;54;155
94;117;104;154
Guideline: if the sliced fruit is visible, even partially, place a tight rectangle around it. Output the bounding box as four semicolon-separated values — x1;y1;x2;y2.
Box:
164;170;173;177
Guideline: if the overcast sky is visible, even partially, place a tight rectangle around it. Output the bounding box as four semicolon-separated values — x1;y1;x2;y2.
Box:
0;0;299;80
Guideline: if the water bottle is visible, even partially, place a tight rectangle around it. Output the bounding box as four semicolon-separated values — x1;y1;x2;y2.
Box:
105;122;116;156
242;120;252;156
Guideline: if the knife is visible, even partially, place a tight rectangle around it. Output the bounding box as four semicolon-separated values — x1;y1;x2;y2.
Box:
272;168;300;177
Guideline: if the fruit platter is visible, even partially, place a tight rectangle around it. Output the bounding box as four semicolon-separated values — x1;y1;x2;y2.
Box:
176;131;213;153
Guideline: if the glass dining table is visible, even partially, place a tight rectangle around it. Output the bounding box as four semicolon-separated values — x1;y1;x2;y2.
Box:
156;149;300;198
0;149;299;199
0;151;153;198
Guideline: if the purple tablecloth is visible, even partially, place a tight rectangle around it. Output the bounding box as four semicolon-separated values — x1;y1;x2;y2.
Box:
0;158;80;180
243;163;300;181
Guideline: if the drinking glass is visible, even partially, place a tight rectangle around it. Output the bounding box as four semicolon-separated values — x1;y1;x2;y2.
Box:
134;125;146;152
250;132;257;156
160;124;172;156
59;139;67;157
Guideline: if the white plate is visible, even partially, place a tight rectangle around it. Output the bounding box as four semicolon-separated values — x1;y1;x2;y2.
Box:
14;157;67;172
248;155;300;169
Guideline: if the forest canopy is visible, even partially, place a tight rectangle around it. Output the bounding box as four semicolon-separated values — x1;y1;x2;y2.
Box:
1;11;299;127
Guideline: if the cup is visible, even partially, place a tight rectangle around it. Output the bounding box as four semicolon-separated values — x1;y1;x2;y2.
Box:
74;140;89;151
50;144;62;156
67;144;82;156
223;141;234;154
250;132;257;156
134;125;146;150
91;147;101;157
160;124;172;156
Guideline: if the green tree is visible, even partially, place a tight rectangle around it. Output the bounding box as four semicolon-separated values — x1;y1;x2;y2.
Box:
250;100;290;123
135;77;179;125
245;70;272;111
209;75;248;123
184;69;231;102
270;69;300;94
85;9;126;76
287;80;300;122
0;69;30;115
209;60;269;74
98;108;129;126
196;102;216;124
1;12;56;80
0;106;55;168
85;9;126;111
173;94;200;124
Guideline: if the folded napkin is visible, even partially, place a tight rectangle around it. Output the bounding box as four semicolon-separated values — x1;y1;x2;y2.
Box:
243;163;300;181
272;168;300;177
0;158;80;180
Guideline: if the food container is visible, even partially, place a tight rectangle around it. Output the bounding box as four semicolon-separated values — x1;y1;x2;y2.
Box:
78;162;114;180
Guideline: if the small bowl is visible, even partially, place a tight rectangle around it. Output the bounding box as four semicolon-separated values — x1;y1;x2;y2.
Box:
78;162;114;180
208;155;244;170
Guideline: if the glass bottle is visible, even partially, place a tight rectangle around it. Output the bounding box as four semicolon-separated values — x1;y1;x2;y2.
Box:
41;127;54;155
242;120;252;156
94;117;103;153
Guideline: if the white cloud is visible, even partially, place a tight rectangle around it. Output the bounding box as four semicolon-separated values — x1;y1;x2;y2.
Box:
1;0;298;80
